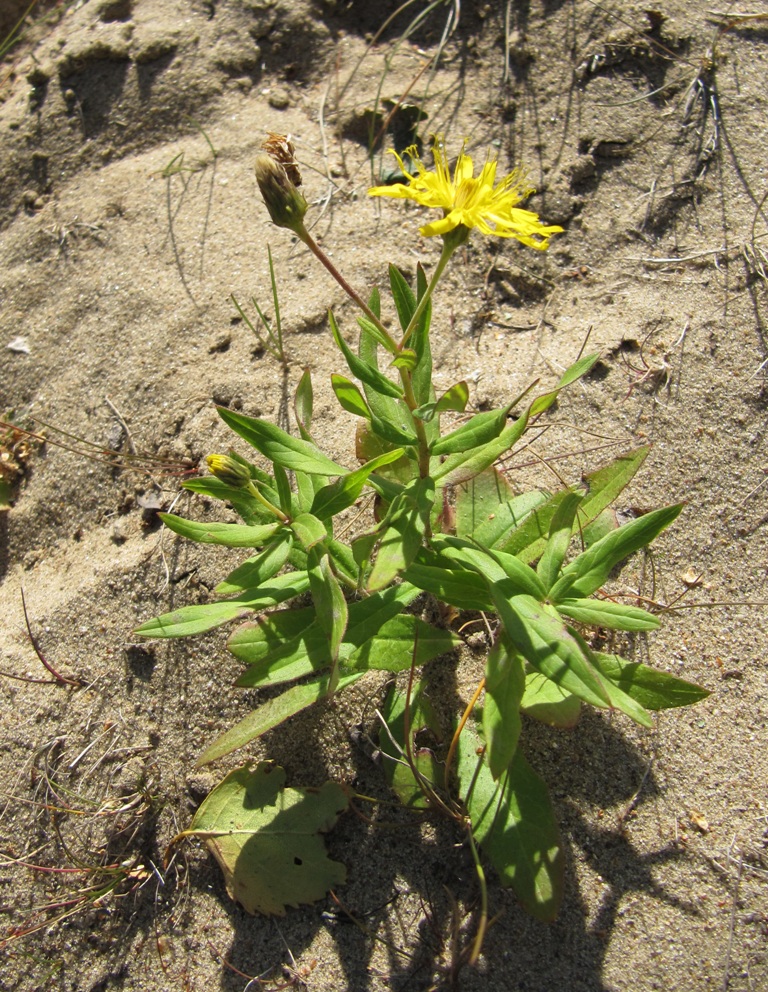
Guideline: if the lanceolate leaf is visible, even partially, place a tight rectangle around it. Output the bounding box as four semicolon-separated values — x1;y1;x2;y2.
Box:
432;537;547;600
497;447;652;563
294;368;314;441
431;406;512;456
590;653;710;709
490;588;611;708
218;407;348;476
196;672;364;765
413;381;469;423
536;491;583;592
529;353;600;417
357;315;398;355
308;548;348;664
346;615;460;672
367;477;435;592
216;531;294;594
135;572;310;638
555;598;660;631
310;448;405;520
330;311;404;399
483;641;525;779
433;410;530;486
455;469;546;546
331;374;372;418
389;263;416;332
231;582;423;685
402;559;494;612
185;764;348;915
231;608;330;687
182;476;274;526
458;725;563;921
549;503;684;601
160;514;280;548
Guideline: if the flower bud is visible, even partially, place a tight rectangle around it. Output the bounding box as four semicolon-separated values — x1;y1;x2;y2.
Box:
254;153;308;234
206;454;252;488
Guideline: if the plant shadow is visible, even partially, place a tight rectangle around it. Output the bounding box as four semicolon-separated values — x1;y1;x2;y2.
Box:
202;667;694;991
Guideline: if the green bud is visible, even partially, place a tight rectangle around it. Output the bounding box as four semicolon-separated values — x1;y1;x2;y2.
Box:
254;153;308;234
206;454;251;488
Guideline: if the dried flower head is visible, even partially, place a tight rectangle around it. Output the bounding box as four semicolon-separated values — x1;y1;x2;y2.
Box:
262;132;302;188
254;141;308;234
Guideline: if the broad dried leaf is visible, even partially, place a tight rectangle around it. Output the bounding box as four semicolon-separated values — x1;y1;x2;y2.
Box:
187;764;347;915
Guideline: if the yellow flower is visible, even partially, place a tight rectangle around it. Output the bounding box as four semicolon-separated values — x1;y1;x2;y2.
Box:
368;137;563;250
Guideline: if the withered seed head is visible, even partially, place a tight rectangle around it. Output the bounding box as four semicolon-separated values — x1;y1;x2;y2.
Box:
262;132;302;188
254;144;308;234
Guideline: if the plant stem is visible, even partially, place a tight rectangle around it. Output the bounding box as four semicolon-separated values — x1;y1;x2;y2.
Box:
247;482;288;522
400;237;457;348
298;227;399;354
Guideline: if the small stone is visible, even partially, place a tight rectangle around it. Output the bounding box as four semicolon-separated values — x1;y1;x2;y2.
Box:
268;86;290;109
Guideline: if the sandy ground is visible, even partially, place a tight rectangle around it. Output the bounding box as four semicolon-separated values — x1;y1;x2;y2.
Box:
0;1;766;990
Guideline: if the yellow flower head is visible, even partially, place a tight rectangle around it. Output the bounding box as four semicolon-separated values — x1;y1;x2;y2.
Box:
368;136;563;250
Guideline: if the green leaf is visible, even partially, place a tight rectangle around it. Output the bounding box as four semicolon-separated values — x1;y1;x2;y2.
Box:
455;468;547;546
432;536;548;600
536;491;583;592
410;264;433;407
458;725;563;921
218;407;348;476
231;608;330;687
309;448;405;520
331;374;372;418
520;672;581;728
379;680;444;807
330;310;404;399
555;598;660;631
135;572;311;638
483;641;525;779
549;504;684;601
346;616;460;672
497;447;652;563
367;477;435;592
308;548;348;664
368;285;381;319
358;315;397;355
565;628;652;727
290;512;328;551
433;410;530;486
491;590;611;708
590;653;710;709
414;381;469;423
185;764;348;915
182;476;274;527
529;353;600;417
294;368;314;441
196;672;364;765
273;464;293;515
389;263;416;333
160;514;280;549
403;558;495;612
431;406;512;456
231;582;422;685
358;321;415;439
216;532;294;594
